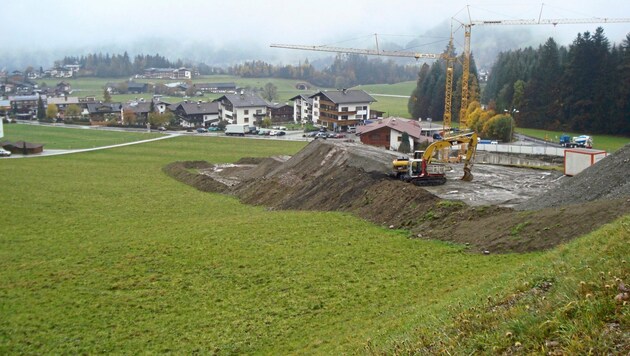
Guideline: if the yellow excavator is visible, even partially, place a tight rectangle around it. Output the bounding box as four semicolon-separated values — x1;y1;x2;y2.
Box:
390;132;478;186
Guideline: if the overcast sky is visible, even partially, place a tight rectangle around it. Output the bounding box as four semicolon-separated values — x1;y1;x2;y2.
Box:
2;0;628;66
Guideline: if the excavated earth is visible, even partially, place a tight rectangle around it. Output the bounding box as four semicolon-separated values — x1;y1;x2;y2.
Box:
163;140;630;253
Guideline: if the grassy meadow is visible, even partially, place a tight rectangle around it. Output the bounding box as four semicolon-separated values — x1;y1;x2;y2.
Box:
1;124;162;149
1;126;627;353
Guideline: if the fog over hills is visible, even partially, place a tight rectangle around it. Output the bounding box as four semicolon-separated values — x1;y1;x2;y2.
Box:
2;0;628;72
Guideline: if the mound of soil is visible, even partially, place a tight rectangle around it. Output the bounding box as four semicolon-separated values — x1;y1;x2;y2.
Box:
164;140;630;253
518;144;630;210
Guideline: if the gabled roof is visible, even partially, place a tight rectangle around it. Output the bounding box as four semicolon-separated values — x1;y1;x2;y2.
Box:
268;102;292;109
310;89;376;104
86;102;122;114
127;82;147;90
214;93;268;108
47;96;80;105
289;94;314;104
195;82;236;89
123;102;151;114
172;101;219;115
356;117;423;139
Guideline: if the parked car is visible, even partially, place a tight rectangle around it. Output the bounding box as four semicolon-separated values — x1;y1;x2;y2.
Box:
314;132;328;139
158;126;167;131
0;148;11;157
208;126;221;131
196;127;208;133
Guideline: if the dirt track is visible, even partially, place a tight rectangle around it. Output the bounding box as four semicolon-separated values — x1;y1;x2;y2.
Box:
163;140;630;253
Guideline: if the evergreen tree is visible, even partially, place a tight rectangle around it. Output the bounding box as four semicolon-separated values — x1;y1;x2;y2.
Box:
103;88;112;103
36;96;45;120
398;132;411;153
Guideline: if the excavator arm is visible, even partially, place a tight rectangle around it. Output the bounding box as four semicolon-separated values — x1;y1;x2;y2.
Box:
422;132;478;181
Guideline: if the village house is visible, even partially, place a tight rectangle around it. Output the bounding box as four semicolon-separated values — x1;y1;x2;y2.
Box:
214;93;268;126
193;82;237;94
8;94;45;119
267;102;293;122
143;67;193;80
310;89;376;132
356;117;437;151
47;96;80;118
85;102;123;123
169;101;219;127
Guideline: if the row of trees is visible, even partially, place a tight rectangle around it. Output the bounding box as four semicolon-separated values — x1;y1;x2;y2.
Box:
58;53;224;78
227;56;419;87
482;28;630;135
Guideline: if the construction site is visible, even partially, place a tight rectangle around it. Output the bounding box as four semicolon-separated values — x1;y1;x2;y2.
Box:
164;139;630;254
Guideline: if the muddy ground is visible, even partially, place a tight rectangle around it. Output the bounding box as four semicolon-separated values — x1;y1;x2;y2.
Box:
163;140;630;253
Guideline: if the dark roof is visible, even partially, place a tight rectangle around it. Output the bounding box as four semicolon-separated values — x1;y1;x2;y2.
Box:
214;93;268;108
310;89;376;104
123;102;151;114
268;102;292;109
195;82;236;89
172;102;219;115
86;102;122;114
127;82;147;90
1;140;44;149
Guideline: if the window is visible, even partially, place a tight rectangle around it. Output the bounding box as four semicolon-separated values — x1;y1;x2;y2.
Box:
341;115;348;120
341;107;348;112
244;109;249;114
397;136;402;142
244;117;249;123
256;109;262;114
355;114;362;119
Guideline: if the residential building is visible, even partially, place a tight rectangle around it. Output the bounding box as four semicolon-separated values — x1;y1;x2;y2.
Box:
86;102;123;123
47;96;80;117
9;94;45;119
268;103;293;122
214;93;268;126
143;67;193;80
169;101;219;127
193;82;237;94
289;94;313;124
310;89;376;132
356;117;434;151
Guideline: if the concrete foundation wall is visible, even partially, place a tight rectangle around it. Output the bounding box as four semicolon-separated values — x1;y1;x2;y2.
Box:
476;151;563;167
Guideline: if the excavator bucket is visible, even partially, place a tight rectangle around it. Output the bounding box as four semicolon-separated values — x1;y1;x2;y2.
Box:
461;166;473;181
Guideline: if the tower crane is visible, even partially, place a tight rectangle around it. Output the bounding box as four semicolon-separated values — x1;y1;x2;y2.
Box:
270;36;458;132
454;5;630;127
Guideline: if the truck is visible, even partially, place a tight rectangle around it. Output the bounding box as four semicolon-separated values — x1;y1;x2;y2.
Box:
560;134;593;148
224;124;249;136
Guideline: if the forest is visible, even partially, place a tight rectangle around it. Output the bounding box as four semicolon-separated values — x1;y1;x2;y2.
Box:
408;28;629;136
481;28;630;135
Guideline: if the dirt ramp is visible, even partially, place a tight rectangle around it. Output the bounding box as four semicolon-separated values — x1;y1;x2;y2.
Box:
232;140;408;211
519;144;630;210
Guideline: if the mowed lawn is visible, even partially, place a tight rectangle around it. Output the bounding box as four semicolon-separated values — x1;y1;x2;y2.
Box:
2;124;163;150
1;132;626;353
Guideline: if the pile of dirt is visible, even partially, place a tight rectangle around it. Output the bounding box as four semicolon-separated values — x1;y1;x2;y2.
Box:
518;144;630;210
165;140;630;253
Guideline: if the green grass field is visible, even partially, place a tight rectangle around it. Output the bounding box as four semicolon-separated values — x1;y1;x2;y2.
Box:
1;124;162;149
516;127;630;152
1;126;627;353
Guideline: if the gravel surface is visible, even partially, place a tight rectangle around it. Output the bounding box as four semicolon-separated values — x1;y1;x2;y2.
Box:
517;144;630;210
